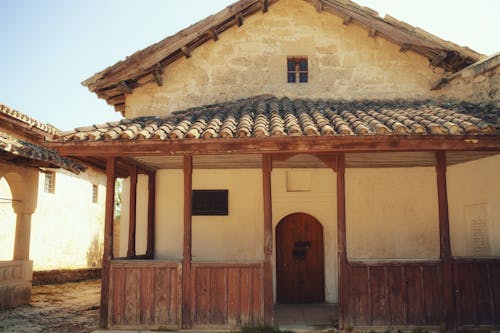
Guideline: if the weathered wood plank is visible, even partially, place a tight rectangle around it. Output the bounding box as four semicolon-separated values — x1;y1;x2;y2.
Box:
369;266;387;325
182;155;193;328
337;153;349;328
262;155;273;325
239;267;252;324
252;266;263;323
127;165;137;258
112;267;125;325
140;268;155;325
404;265;424;325
146;171;156;258
422;265;441;324
194;267;210;325
350;266;370;325
227;268;241;325
154;267;169;325
387;266;406;325
124;267;140;325
209;268;227;325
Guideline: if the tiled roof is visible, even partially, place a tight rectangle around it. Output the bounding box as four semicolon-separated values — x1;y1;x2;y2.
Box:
0;131;85;173
0;103;59;136
57;96;498;143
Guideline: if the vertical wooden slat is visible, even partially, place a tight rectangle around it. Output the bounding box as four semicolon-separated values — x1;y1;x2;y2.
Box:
350;266;369;325
124;267;140;325
369;266;387;325
435;151;455;329
405;265;424;324
240;267;252;324
210;268;227;324
194;267;210;325
140;267;155;325
490;262;500;324
154;268;169;325
387;266;405;325
146;171;156;258
262;155;273;325
112;267;125;325
252;266;264;323
100;157;115;328
422;265;441;324
127;165;137;258
476;263;493;324
227;268;241;325
182;155;193;328
336;153;349;328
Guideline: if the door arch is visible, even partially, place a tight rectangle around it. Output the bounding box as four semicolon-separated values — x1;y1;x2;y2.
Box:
276;212;325;303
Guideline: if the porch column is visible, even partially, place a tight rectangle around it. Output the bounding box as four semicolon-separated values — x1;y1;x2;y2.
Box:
127;165;137;258
100;157;116;328
336;153;349;329
146;171;156;258
13;211;33;261
262;155;273;325
435;151;455;329
182;155;193;328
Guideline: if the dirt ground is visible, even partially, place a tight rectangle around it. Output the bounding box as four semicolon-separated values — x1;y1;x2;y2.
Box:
0;279;100;333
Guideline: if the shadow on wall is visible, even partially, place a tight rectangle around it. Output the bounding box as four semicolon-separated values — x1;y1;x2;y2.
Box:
86;233;103;268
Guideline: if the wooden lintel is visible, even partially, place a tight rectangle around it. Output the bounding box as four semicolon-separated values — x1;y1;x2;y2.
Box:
342;15;352;25
400;43;412;53
100;157;116;328
118;157;157;175
368;28;377;38
127;164;137;258
146;171;156;258
119;81;132;94
51;135;500;157
182;155;193;329
314;0;324;12
181;46;191;59
261;0;269;12
236;12;243;27
431;51;448;67
107;94;125;105
210;28;219;41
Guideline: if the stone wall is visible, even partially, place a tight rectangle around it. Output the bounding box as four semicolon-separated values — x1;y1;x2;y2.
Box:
124;0;447;118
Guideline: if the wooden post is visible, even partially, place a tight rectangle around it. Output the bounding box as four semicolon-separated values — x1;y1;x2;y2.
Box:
146;171;156;258
336;153;349;329
100;157;116;328
435;151;456;330
262;155;273;325
127;165;137;258
182;155;193;328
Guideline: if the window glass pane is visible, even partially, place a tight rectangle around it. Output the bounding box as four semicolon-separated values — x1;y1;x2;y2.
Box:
299;72;308;83
287;59;296;72
299;59;308;71
288;73;296;83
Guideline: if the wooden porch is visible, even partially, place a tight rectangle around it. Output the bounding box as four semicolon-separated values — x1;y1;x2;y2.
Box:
65;143;500;330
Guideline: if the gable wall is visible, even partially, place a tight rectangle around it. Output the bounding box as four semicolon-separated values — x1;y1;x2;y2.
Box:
125;0;445;118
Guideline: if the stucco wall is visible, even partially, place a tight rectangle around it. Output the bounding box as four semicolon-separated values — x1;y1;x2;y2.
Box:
439;66;500;103
30;168;106;270
0;178;16;261
448;154;500;257
345;167;440;260
125;0;445;118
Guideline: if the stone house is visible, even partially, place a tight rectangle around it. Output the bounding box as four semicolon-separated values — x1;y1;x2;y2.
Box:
49;0;499;330
0;103;106;309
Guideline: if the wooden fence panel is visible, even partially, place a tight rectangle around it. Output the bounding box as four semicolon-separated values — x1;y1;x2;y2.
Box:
191;263;264;327
109;261;181;329
348;261;442;326
454;259;500;327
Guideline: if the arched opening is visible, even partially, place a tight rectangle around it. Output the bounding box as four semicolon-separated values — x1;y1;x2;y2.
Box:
276;212;325;303
0;177;16;260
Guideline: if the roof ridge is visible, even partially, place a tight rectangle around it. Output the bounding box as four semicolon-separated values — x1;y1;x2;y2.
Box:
0;103;60;136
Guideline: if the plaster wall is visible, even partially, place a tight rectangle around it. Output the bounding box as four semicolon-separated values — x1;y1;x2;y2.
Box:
447;154;500;257
345;167;440;260
440;66;500;103
30;168;106;270
125;0;445;118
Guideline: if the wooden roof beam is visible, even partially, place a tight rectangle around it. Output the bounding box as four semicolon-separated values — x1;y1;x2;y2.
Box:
314;0;324;12
400;43;412;53
181;46;192;59
119;81;132;94
210;28;219;41
431;50;448;67
152;63;163;87
236;12;243;27
118;157;157;175
261;0;269;13
368;28;377;38
342;15;352;25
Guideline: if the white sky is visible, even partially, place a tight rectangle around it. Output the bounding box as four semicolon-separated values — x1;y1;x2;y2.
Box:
0;0;498;130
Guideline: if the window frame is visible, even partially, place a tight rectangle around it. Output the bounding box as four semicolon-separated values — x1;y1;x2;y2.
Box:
92;184;99;203
44;171;56;194
287;56;308;83
192;189;229;216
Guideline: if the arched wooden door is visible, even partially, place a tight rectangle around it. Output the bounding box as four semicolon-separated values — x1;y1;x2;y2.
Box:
276;213;325;303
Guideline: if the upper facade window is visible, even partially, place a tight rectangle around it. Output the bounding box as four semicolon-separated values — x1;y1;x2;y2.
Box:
287;57;308;83
92;184;99;203
44;171;56;194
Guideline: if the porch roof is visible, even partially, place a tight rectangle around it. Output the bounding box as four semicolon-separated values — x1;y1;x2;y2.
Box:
0;131;86;173
57;96;498;143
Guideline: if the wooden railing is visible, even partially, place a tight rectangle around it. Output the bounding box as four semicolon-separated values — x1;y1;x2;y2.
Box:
108;260;182;329
347;260;442;327
454;258;500;328
191;262;264;327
